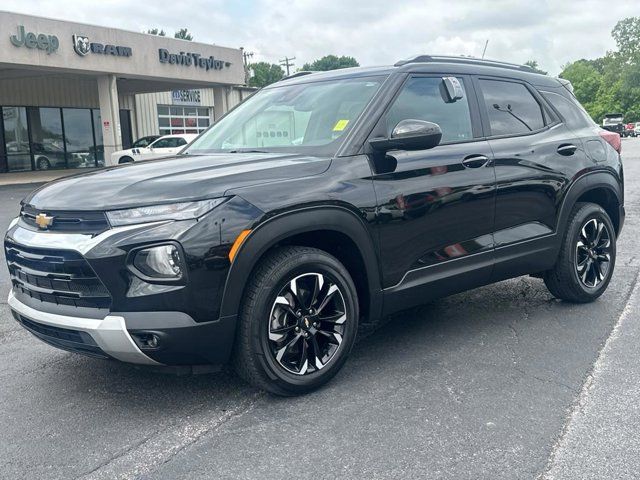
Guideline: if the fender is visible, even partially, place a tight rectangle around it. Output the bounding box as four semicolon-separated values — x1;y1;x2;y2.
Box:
555;170;623;236
218;205;383;323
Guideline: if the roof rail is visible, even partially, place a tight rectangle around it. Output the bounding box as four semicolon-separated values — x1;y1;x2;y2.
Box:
281;71;316;80
394;55;536;73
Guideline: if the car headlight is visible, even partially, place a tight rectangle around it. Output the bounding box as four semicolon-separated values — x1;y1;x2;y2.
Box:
106;198;227;226
132;244;184;280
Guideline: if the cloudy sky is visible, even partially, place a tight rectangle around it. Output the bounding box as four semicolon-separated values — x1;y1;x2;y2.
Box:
2;0;637;75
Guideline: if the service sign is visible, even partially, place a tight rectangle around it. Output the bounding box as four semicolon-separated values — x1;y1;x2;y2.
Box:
172;90;202;106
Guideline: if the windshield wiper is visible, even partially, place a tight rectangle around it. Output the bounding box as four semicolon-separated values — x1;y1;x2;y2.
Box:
228;149;269;153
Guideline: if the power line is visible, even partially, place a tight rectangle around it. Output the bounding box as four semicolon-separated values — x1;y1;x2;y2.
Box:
279;56;296;76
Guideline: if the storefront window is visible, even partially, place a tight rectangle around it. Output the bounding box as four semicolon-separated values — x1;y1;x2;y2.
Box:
3;107;31;172
158;105;210;136
62;108;95;169
29;107;65;170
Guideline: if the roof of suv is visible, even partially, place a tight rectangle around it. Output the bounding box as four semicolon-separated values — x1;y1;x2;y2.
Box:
273;55;560;89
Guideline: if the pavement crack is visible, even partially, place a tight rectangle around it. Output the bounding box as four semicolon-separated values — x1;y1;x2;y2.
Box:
75;391;264;480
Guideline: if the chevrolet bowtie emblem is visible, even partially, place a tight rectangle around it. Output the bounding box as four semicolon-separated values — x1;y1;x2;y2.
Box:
35;213;54;230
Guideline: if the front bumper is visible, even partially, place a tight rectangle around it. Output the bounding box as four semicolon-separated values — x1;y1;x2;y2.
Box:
9;290;160;365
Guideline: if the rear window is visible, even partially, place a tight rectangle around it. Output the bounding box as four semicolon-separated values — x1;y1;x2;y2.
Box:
479;79;545;136
540;91;595;130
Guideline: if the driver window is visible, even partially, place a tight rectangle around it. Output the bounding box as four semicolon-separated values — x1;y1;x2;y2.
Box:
386;77;473;143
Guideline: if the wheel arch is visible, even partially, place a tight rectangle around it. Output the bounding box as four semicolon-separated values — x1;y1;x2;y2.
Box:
557;172;623;237
219;206;383;324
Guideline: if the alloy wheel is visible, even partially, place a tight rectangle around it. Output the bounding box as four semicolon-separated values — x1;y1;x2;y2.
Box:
268;272;347;375
575;218;612;288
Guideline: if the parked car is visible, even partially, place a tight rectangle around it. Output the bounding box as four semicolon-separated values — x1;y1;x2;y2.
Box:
624;122;636;137
131;135;161;149
635;122;640;137
6;55;624;395
108;134;196;166
602;113;624;135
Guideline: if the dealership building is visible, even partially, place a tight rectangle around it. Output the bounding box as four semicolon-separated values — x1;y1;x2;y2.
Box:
0;11;252;174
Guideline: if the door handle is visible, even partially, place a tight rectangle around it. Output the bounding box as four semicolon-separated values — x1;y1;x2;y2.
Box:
462;154;490;168
557;144;578;156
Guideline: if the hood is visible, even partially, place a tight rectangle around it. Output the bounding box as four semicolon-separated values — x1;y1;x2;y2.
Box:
24;153;331;211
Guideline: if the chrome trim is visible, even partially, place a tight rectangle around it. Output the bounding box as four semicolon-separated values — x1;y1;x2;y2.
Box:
9;221;169;254
8;290;161;365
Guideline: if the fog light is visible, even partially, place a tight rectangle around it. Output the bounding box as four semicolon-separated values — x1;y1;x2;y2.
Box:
133;244;183;279
131;332;161;349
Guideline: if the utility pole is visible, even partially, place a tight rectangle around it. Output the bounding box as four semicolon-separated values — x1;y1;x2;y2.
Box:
279;56;296;76
240;47;254;84
240;47;254;66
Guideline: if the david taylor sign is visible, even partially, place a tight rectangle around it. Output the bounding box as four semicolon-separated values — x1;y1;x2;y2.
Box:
159;49;231;71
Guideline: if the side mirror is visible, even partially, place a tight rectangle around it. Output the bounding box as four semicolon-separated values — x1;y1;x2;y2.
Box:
369;119;442;153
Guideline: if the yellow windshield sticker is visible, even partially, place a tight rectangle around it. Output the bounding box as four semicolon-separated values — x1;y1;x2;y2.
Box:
333;119;349;132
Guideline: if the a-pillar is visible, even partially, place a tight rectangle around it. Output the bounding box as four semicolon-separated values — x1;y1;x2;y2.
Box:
97;75;122;161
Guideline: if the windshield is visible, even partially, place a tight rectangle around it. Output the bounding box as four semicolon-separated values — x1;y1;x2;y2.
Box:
185;76;385;156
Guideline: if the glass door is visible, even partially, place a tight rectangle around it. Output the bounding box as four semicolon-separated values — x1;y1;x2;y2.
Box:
3;107;32;172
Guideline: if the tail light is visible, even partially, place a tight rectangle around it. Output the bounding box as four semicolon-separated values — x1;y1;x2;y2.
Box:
599;129;621;154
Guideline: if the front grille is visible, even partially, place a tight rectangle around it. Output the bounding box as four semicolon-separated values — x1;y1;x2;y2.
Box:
13;312;109;359
6;241;111;309
21;204;110;235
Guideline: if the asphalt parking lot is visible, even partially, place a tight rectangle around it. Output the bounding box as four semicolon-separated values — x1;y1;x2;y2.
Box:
1;139;639;480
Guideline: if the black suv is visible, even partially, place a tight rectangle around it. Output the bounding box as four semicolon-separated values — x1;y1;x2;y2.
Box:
5;56;624;395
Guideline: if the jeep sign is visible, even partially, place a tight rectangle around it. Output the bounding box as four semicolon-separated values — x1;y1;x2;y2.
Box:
10;25;59;54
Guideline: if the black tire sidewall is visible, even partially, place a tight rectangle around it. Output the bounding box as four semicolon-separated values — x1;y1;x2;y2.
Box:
566;205;617;298
247;251;358;393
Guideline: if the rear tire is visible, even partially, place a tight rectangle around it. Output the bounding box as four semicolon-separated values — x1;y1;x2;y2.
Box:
118;156;134;164
36;157;51;170
233;246;359;396
544;202;616;303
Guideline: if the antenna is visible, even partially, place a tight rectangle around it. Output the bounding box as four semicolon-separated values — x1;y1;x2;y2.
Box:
279;56;296;76
481;40;489;59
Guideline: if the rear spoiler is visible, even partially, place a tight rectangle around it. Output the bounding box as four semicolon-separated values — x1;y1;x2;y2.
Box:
558;78;574;95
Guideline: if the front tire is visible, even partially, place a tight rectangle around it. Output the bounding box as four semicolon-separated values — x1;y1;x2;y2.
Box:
118;156;134;164
233;246;359;396
544;202;616;303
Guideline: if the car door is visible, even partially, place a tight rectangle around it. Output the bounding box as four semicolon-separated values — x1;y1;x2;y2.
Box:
370;75;496;311
474;76;589;279
140;137;179;161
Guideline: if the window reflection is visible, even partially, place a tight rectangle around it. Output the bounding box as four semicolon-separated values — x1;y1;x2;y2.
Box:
29;107;65;170
63;109;95;168
2;106;106;171
3;107;31;172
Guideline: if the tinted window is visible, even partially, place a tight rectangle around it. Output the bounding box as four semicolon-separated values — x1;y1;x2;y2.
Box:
152;138;180;148
176;138;187;146
386;77;473;143
132;136;156;148
541;91;595;129
479;79;545;136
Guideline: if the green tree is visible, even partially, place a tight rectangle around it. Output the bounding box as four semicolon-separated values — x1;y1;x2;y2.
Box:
524;60;547;75
174;28;194;41
560;16;640;123
146;28;166;36
612;17;640;61
302;55;359;71
248;62;285;88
